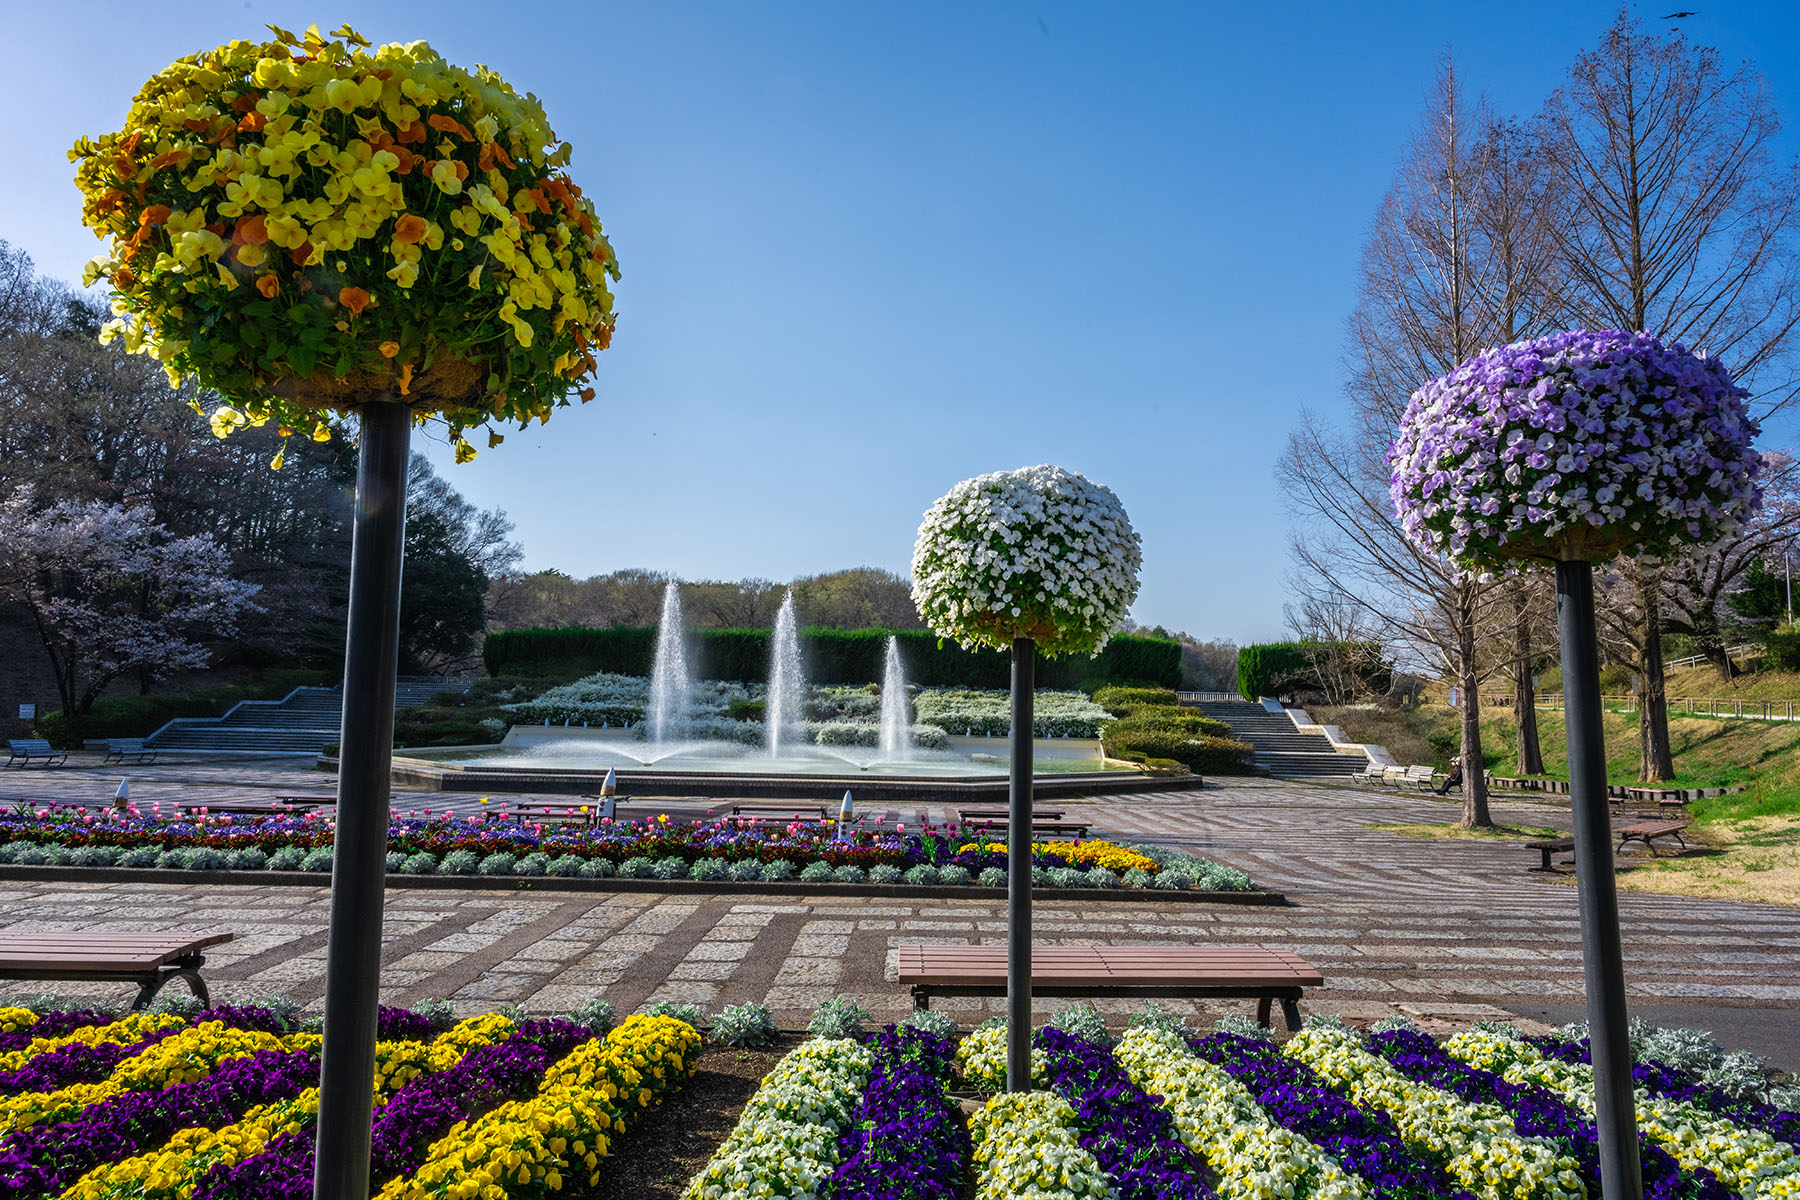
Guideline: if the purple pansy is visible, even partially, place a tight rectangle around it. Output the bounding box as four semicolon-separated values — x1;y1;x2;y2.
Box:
1389;330;1761;567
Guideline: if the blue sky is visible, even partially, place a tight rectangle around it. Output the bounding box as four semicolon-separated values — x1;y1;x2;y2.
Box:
6;2;1799;644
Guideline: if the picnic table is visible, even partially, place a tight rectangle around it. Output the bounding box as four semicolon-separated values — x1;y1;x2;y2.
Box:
0;930;232;1009
1616;819;1689;855
897;943;1323;1031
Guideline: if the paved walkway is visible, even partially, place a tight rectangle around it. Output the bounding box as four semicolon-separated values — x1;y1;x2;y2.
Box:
1;762;1795;1036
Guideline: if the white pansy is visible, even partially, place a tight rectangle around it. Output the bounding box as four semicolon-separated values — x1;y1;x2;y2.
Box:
912;465;1142;657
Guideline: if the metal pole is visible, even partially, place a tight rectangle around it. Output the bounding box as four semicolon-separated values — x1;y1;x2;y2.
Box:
313;401;410;1200
1006;636;1035;1092
1555;558;1642;1200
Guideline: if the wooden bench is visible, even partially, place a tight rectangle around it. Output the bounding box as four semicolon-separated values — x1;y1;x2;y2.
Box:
504;799;609;828
4;740;67;769
964;819;1093;839
1355;763;1389;785
0;931;232;1009
1525;837;1575;872
897;943;1323;1031
729;803;827;824
1616;819;1689;856
102;738;158;764
958;807;1065;823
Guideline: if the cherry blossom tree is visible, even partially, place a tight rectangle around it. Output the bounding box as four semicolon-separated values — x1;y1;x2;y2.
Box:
0;486;260;720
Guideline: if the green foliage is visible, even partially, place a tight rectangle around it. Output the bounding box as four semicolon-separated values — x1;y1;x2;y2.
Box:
807;995;870;1040
32;669;335;747
709;1003;778;1048
1236;640;1390;701
1236;642;1314;701
1092;685;1179;714
399;509;487;673
1108;711;1234;740
1102;729;1254;775
482;626;1181;690
727;699;767;722
1766;624;1800;672
567;998;616;1033
1730;558;1791;636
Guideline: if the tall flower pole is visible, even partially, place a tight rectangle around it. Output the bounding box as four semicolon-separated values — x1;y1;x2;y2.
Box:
71;25;619;1194
912;465;1141;1090
1390;330;1762;1200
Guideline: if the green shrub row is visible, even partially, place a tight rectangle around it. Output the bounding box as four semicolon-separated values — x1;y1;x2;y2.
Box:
33;669;338;748
1102;729;1255;775
1235;641;1391;701
1091;685;1179;715
1107;711;1234;740
482;627;1182;690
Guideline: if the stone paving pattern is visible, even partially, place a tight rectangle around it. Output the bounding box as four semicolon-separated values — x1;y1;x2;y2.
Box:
0;759;1792;1027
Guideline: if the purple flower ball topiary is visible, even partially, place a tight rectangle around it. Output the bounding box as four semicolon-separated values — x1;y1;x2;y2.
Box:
1389;330;1762;567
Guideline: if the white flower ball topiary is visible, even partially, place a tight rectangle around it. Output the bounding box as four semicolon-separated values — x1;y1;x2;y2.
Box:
911;465;1141;656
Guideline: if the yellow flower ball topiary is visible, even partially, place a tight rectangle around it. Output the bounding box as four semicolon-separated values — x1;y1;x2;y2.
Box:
70;23;620;465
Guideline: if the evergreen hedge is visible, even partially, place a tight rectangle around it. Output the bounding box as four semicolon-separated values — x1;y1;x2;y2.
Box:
482;627;1181;690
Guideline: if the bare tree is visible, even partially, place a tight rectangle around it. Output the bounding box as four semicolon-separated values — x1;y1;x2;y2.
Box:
1539;11;1800;779
1660;450;1800;680
1283;591;1387;708
1283;56;1560;827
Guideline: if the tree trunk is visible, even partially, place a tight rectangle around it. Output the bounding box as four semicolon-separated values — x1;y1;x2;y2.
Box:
1512;585;1545;775
1456;615;1492;828
1634;571;1676;783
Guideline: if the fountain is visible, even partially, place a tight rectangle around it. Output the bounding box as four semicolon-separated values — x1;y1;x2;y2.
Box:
878;636;912;762
765;590;805;757
646;578;691;744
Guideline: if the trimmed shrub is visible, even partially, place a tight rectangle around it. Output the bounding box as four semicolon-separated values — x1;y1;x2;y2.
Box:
401;852;438;875
1236;642;1313;701
1102;729;1253;775
439;849;479;875
807;995;869;1040
1092;686;1179;715
1108;711;1233;739
710;1003;777;1048
268;846;306;871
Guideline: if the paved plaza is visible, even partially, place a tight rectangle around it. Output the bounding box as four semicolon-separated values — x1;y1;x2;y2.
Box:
0;760;1793;1040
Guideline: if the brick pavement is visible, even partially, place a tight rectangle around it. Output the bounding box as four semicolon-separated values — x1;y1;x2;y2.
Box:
0;761;1793;1029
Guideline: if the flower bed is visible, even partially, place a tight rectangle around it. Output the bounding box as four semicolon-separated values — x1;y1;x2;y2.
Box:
0;809;1255;893
0;1003;697;1200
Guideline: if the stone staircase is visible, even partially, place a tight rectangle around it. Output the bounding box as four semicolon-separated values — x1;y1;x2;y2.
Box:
145;678;472;754
1189;698;1363;778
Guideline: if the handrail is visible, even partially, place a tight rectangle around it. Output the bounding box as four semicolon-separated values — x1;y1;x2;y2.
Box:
1663;644;1760;671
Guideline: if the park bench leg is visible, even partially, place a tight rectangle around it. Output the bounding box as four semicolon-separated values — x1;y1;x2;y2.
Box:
1280;997;1303;1032
1535;847;1553;872
1255;997;1272;1029
911;986;931;1012
131;964;211;1012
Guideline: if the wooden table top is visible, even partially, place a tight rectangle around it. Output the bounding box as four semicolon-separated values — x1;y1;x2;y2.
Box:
896;943;1323;988
0;931;233;971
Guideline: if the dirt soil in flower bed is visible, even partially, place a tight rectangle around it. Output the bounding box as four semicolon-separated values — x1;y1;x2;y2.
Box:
586;1033;804;1199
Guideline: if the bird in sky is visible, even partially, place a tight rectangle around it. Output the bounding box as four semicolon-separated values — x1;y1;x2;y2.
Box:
1662;10;1697;17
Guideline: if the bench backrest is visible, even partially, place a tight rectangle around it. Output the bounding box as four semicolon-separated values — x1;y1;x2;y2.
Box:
1406;765;1434;780
106;738;146;750
7;740;55;754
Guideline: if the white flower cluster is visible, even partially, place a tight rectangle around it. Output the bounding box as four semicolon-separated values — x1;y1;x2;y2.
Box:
1283;1024;1584;1200
1443;1028;1800;1198
912;689;1114;738
912;465;1142;657
681;1037;872;1200
956;1020;1047;1090
1116;1025;1367;1200
968;1090;1117;1200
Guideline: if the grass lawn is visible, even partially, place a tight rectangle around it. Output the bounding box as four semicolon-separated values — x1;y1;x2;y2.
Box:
1367;821;1560;841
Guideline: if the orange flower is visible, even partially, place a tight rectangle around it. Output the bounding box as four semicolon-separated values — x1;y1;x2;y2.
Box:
579;387;595;402
477;141;515;171
396;121;428;145
255;275;280;299
288;242;314;267
427;113;474;141
392;214;428;244
139;205;172;227
392;147;416;174
338;286;371;316
397;362;414;395
147;149;189;171
378;341;400;358
230;94;259;114
233;215;269;245
114;266;135;289
183;117;211;133
238;111;267;133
